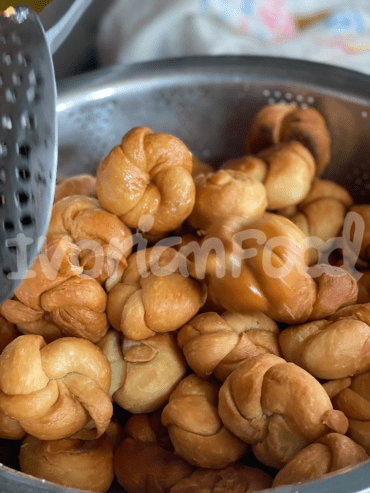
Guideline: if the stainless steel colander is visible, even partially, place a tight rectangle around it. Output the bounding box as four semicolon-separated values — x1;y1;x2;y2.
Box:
1;55;370;492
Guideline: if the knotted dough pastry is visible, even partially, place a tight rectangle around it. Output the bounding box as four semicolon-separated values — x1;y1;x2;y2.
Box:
187;169;267;232
278;179;353;265
0;335;112;441
170;466;272;493
114;412;194;493
245;103;331;176
47;195;132;290
223;141;315;210
19;434;114;492
177;311;281;381
0;238;109;343
54;174;97;203
280;303;370;380
190;214;314;323
332;369;370;454
161;373;248;469
218;354;348;469
272;433;368;487
190;214;356;324
96;126;195;235
97;329;187;413
107;246;206;340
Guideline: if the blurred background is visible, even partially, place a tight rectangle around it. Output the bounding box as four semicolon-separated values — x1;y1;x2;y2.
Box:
3;0;370;78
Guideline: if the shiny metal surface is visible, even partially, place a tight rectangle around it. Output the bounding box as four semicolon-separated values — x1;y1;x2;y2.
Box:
0;5;57;303
56;56;370;204
2;55;370;492
0;1;94;303
40;0;94;55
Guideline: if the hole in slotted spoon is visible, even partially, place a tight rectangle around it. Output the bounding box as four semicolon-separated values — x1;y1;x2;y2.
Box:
17;191;29;205
4;220;14;232
17;167;30;181
20;214;34;227
17;144;31;159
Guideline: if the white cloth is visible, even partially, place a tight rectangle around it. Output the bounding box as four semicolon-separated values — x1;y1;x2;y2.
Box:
97;0;370;74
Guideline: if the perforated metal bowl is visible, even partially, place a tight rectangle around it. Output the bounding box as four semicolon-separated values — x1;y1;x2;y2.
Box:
2;55;370;492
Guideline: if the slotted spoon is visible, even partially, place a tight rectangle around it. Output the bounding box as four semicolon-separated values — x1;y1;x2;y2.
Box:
0;0;92;303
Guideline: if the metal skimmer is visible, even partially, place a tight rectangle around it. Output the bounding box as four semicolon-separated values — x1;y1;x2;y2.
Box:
0;1;92;303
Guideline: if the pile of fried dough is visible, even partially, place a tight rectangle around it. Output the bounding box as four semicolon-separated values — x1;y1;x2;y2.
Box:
1;103;370;493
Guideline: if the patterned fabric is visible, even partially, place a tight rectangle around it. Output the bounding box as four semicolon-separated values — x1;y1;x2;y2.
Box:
97;0;370;73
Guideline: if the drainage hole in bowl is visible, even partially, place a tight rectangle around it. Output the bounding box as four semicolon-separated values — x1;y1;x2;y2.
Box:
263;90;316;108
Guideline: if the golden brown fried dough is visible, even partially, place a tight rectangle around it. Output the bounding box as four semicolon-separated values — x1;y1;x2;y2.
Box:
19;434;114;492
162;374;248;469
218;354;348;469
177;311;280;381
170;465;272;492
280;303;370;380
0;334;112;441
223;142;315;210
279;179;353;265
190;213;315;323
273;433;368;487
107;246;206;340
190;214;357;324
47;195;132;290
97;126;195;235
114;412;194;493
0;238;109;343
332;369;370;454
187;169;267;232
246;103;331;176
97;329;187;413
54;174;97;203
